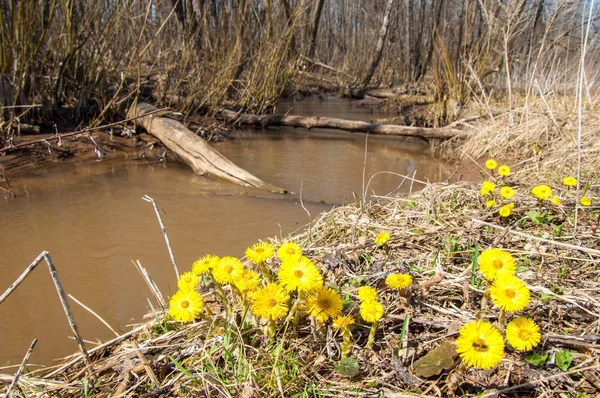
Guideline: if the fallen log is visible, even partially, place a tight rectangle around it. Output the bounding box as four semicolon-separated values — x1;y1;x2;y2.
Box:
341;88;400;99
127;102;286;193
220;109;469;140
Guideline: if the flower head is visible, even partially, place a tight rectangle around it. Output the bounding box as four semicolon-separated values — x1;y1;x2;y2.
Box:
245;241;275;265
455;321;504;369
480;180;496;196
192;254;219;276
177;271;199;291
499;204;512;218
169;289;204;322
498;165;511;176
581;196;592;206
360;299;384;323
375;231;390;246
490;275;531;313
306;286;343;322
278;256;323;292
333;315;355;330
532;185;552;200
250;283;290;322
500;186;514;199
563;176;577;187
486;199;496;208
277;241;303;262
506;317;541;351
385;273;413;290
212;256;244;285
478;248;516;281
485;159;498;170
234;268;261;294
551;196;562;206
357;286;378;302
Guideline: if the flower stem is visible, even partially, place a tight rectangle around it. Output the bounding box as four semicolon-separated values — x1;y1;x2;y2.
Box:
366;321;378;348
258;262;273;282
497;310;506;332
211;278;231;315
341;329;352;359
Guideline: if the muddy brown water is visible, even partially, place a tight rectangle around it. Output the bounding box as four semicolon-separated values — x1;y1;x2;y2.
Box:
0;99;451;367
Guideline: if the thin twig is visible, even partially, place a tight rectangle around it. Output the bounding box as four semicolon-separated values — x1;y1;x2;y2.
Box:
5;339;37;398
68;294;120;337
43;253;91;367
132;259;167;308
0;252;46;304
471;218;600;257
142;195;179;279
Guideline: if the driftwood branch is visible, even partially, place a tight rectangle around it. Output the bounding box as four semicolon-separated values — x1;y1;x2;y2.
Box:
220;109;469;141
341;88;401;99
0;251;91;367
127;102;286;193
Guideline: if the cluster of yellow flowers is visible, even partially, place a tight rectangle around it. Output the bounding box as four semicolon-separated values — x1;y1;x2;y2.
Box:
168;231;408;354
531;176;592;207
481;159;594;218
481;159;514;217
455;248;541;369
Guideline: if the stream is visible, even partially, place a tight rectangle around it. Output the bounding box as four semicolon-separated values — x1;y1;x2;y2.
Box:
0;98;451;366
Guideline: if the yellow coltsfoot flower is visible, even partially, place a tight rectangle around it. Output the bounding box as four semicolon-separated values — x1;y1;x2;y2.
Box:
500;186;514;199
490;275;531;313
170;289;205;322
357;286;378;302
506;317;541;351
213;256;244;285
498;204;513;218
245;241;275;265
478;248;516;281
480;180;496;196
278;256;323;292
306;286;343;322
580;196;592;206
455;321;504;369
485;159;498;170
375;231;390;246
532;184;552;200
177;271;199;291
385;273;413;290
250;283;290;322
277;241;303;262
563;176;577;187
360;299;384;323
498;165;511;176
192;254;219;276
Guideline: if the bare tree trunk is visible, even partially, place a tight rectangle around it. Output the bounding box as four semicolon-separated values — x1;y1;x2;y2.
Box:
361;0;395;87
307;0;326;58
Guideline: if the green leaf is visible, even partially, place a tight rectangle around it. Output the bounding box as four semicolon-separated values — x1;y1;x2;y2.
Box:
556;350;573;371
412;342;457;377
406;199;417;208
540;292;555;303
525;352;548;367
169;355;193;377
335;358;360;378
